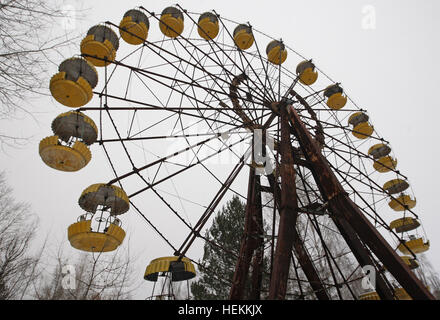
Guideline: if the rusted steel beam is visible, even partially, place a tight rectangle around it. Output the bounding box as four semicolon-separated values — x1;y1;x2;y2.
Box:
268;106;300;300
267;174;330;300
290;90;325;149
249;174;264;300
230;167;258;299
224;74;261;130
286;105;434;300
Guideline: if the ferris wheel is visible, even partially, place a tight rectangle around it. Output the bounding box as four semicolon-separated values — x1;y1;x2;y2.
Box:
39;5;434;300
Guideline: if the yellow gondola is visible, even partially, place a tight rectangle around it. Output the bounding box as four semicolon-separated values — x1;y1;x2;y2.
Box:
39;111;97;172
144;256;196;282
39;136;91;172
390;217;420;233
198;12;219;40
373;156;397;173
398;237;430;254
68;183;130;252
119;9;149;45
78;183;130;216
68;215;125;252
348;112;374;139
50;57;98;108
81;25;119;67
368;143;391;159
296;60;318;85
388;195;416;211
323;84;347;110
394;287;412;300
266;40;287;65
358;291;380;300
383;179;409;195
233;24;254;50
368;143;396;172
400;256;419;270
159;7;184;38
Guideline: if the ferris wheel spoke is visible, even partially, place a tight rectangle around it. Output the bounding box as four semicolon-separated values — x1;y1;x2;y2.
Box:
98;130;249;144
299;118;405;183
101;140;186;256
219;21;277;103
114;60;246;125
112;17;272;108
250;32;279;103
177;155;248;258
127;135;250;198
82;92;240;127
130;200;178;252
177;9;276;104
327;160;399;231
308;215;358;299
107;125;245;185
329;154;418;224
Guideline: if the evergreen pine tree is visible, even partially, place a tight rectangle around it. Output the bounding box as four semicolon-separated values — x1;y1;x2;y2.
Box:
191;195;248;299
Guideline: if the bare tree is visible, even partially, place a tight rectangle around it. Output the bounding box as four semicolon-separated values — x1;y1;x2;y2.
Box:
0;172;39;299
0;0;83;146
414;254;440;299
32;241;139;300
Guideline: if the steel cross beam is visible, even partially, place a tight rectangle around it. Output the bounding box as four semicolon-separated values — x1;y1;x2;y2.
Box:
286;105;435;300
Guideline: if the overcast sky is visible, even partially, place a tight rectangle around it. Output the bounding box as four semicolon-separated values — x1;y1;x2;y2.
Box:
1;0;439;299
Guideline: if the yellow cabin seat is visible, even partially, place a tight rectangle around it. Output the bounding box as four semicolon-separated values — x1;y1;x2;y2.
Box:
368;143;391;159
50;58;98;108
119;9;149;45
296;60;318;85
390;217;420;233
394;288;412;300
39;136;91;172
68;219;126;252
388;195;416;211
398;237;430;254
348;112;374;139
198;12;219;40
81;25;119;67
323;84;347;110
144;256;196;282
358;291;380;300
400;256;419;270
39;111;98;172
233;24;254;50
373;156;397;173
383;179;409;195
266;40;287;65
159;7;184;38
